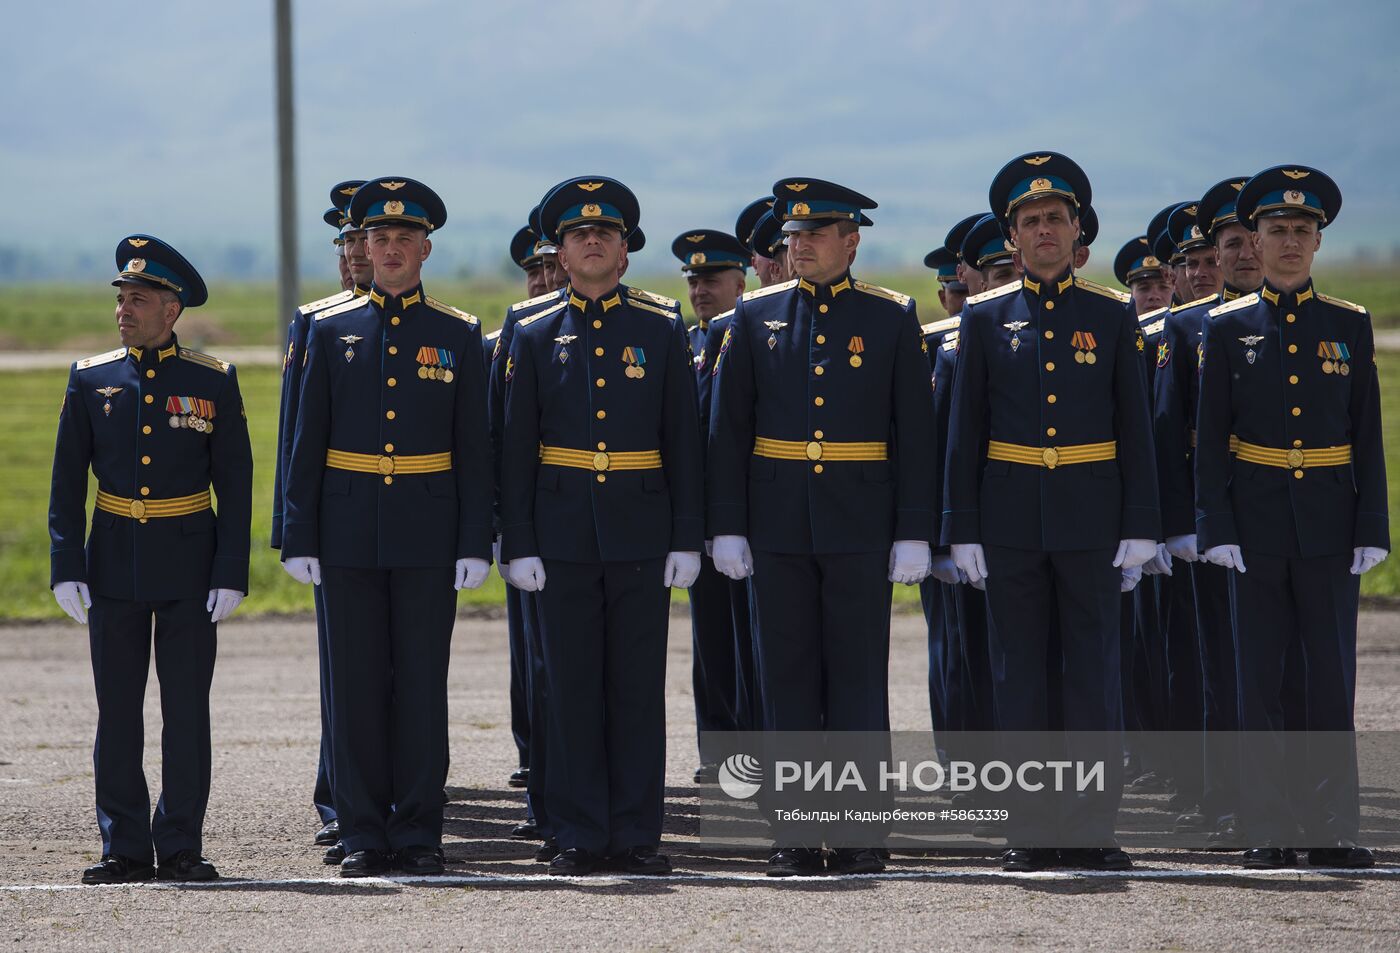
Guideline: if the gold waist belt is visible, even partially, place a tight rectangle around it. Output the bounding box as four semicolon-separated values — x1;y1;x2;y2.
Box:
986;439;1117;470
539;445;662;471
325;449;453;475
95;489;211;520
1233;439;1351;470
752;437;888;462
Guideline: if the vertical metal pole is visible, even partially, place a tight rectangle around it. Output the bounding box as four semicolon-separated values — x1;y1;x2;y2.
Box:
274;0;298;327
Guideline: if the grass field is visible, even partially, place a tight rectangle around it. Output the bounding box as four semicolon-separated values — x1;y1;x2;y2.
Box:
2;275;1399;620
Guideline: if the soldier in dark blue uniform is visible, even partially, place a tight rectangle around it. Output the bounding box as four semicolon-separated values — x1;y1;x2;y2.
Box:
923;245;967;325
736;196;785;288
500;176;704;876
1147;203;1189;306
671;228;749;783
282;177;493;877
944;153;1160;871
1115;237;1173;317
1196;165;1387;869
272;181;371;863
51;236;252;884
708;178;936;877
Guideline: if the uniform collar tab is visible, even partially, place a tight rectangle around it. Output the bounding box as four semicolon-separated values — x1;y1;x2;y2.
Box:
798;272;852;298
126;333;179;364
368;284;423;311
567;284;623;313
1260;279;1313;307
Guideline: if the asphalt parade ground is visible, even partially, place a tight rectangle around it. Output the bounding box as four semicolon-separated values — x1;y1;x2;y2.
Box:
2;608;1399;952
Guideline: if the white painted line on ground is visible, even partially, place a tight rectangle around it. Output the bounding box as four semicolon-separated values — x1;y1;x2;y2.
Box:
4;866;1398;892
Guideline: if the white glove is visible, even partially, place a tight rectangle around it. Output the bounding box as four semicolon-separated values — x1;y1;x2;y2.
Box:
455;557;490;591
712;535;753;580
664;551;703;588
206;588;243;623
1203;544;1247;573
950;543;988;588
493;537;508;579
889;540;932;585
283;556;322;585
1113;538;1157;571
508;556;547;592
1121;565;1143;592
1351;546;1389;576
1165;534;1199;563
53;581;91;625
929;554;961;586
1142;544;1173;577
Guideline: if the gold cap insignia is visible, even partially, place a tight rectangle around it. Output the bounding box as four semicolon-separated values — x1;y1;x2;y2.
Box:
1284;190;1305;206
689;252;707;266
1231;181;1244;191
384;200;405;215
1029;178;1052;192
1143;256;1160;268
1189;225;1203;240
578;182;605;192
1024;155;1053;166
686;234;706;243
381;181;407;191
581;203;602;218
339;185;360;196
786;183;809;192
126;258;147;273
128;238;149;248
1184;205;1198;216
1282;169;1310;180
792;202;811;216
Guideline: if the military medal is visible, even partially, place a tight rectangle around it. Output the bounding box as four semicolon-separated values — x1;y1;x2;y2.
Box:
95;386;122;416
764;320;787;350
622;345;647;379
1318;341;1349;375
1004;320;1028;353
416;346;455;381
339;334;362;363
1071;330;1098;364
166;396;215;432
555;334;576;365
847;336;864;367
1240;334;1264;366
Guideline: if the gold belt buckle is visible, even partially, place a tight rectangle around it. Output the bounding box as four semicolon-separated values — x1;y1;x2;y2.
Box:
592;451;611;471
805;441;823;461
1285;447;1305;469
128;499;146;519
377;455;396;475
1042;447;1060;469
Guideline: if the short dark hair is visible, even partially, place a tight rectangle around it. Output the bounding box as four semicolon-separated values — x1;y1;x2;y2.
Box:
157;288;182;312
834;220;859;237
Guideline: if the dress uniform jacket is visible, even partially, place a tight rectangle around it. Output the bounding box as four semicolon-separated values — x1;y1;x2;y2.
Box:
499;284;704;564
942;273;1161;551
706;274;936;552
50;336;253;598
1195;281;1389;557
282;284;493;567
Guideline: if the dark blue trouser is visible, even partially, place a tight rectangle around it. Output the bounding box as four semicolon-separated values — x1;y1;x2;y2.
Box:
689;555;739;764
947;580;996;734
506;584;531;770
1194;560;1238;827
921;578;952;745
89;594;216;863
320;565;456;853
1233;550;1360;846
311;582;336;825
538;557;670;855
984;545;1124;846
732;580;761;731
520;586;551;836
1164;566;1204;804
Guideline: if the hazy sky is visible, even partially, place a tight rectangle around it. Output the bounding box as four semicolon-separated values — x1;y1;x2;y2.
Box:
5;0;1398;279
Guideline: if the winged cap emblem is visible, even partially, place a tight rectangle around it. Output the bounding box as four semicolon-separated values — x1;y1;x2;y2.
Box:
1239;335;1265;346
339;334;363;344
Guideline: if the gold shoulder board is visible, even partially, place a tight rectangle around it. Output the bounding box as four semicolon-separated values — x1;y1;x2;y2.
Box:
1207;292;1260;318
941;332;960;351
1171;294;1219;313
742;279;798;302
517;300;567;327
297;288;354;315
76;347;127;370
426;295;479;326
853;280;912;307
922;315;961;335
1074;276;1132;302
965;281;1020;305
627;287;680;309
629;299;679;319
1144;318;1166;336
178;347;231;374
314;295;368;321
485;329;502;342
1137;305;1169;326
509;288;565;313
1317;292;1368;314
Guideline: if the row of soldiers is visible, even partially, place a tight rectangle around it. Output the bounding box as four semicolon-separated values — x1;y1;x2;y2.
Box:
49;153;1386;884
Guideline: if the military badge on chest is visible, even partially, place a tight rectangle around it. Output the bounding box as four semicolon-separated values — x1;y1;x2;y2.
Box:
1239;335;1264;365
763;320;787;350
1318;341;1350;376
339;334;362;362
167;396;215;433
1070;330;1098;364
847;336;864;367
1004;321;1028;353
554;334;577;364
416;346;456;382
622;346;647;379
95;386;122;417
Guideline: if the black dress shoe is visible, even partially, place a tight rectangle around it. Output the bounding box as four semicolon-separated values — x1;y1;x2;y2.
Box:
693;763;720;784
534;838;560;863
397;846;446;875
1307;846;1374;869
511;820;540;840
156;850;218;882
1127;771;1169;794
1206;818;1245;850
1242;847;1299;869
548;847;601;876
314;819;340;846
81;855;155;885
323;842;346;865
508;767;530;788
611;846;672;875
1174;807;1211;833
766;847;825;877
829;847;885;875
340;849;394;878
1002;847;1058;872
1061;847;1132;871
